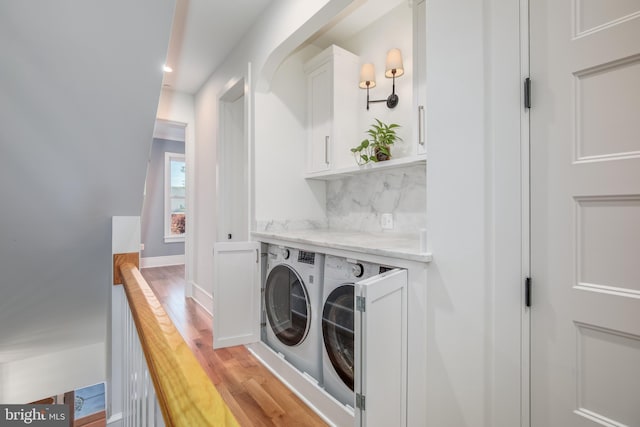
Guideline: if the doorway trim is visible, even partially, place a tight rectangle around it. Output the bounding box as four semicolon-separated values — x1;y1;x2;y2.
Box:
216;62;254;246
151;119;191;300
520;0;531;425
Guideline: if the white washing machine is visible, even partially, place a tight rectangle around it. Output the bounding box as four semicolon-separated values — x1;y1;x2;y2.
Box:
321;254;392;407
263;244;324;383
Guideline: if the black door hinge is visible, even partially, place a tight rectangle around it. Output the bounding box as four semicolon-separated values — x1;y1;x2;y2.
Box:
524;78;531;109
525;277;531;307
356;393;366;410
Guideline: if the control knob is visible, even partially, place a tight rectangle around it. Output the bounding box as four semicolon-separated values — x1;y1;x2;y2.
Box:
351;263;364;278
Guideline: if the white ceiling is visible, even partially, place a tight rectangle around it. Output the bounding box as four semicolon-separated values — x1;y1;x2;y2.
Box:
308;0;406;49
161;0;410;94
162;0;273;94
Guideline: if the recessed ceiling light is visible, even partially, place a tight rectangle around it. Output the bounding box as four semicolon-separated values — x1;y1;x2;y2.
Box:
163;65;173;73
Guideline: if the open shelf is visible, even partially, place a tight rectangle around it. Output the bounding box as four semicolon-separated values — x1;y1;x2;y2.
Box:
304;155;426;180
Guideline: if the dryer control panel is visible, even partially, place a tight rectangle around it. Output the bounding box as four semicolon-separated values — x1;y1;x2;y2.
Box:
297;250;316;265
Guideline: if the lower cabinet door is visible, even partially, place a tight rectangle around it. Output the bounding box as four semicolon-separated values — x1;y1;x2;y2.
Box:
213;241;261;348
355;269;408;427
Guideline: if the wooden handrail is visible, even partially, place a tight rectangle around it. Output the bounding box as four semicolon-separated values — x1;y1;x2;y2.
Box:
119;262;239;427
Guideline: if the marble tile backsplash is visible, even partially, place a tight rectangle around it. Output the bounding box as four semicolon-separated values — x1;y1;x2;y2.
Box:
327;165;426;233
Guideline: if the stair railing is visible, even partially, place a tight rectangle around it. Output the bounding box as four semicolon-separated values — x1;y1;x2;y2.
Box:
112;259;238;427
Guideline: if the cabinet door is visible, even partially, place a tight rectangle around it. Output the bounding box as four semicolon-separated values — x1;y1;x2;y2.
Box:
413;0;427;155
307;63;332;173
355;269;408;427
212;241;261;348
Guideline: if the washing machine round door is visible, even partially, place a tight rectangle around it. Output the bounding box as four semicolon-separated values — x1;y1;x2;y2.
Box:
322;284;355;391
264;264;311;346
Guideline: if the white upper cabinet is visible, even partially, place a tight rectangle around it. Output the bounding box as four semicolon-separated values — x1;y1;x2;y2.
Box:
306;61;332;173
304;45;360;174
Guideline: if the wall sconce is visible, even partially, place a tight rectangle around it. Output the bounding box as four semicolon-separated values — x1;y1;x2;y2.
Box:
359;48;404;110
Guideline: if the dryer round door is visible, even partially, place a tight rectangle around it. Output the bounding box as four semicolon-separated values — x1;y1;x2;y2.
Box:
322;284;355;391
264;264;311;347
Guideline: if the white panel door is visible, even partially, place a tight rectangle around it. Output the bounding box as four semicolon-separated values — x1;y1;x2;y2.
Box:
213;241;260;349
355;269;407;427
531;2;640;426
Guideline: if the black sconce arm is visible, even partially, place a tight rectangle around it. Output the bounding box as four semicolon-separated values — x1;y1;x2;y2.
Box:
364;69;399;110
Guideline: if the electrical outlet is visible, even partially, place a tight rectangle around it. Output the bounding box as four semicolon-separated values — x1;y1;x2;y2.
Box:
381;213;393;230
140;243;144;251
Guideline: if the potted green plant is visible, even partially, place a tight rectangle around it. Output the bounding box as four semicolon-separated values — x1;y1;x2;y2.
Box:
351;119;402;165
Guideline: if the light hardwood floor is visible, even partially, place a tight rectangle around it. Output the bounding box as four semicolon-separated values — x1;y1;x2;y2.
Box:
141;265;328;427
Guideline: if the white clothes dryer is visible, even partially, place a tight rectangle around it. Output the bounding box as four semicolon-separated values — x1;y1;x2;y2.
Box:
263;245;324;383
321;254;392;407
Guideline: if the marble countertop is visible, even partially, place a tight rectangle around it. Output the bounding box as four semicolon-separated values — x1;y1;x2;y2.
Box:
251;229;432;263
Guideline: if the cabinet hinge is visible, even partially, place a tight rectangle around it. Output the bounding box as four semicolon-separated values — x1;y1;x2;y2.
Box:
524;78;531;109
356;393;366;410
356;296;366;312
525;277;531;307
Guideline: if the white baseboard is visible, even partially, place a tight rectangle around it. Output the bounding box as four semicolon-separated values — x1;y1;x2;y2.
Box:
106;413;123;427
185;279;194;298
191;281;213;316
140;254;185;268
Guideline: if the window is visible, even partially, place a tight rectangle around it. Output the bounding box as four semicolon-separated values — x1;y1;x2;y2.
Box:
165;152;186;242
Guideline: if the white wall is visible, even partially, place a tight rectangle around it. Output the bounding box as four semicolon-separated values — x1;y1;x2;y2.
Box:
425;1;487;423
485;0;525;424
336;3;415;159
255;45;328;227
0;0;174;402
424;0;523;426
